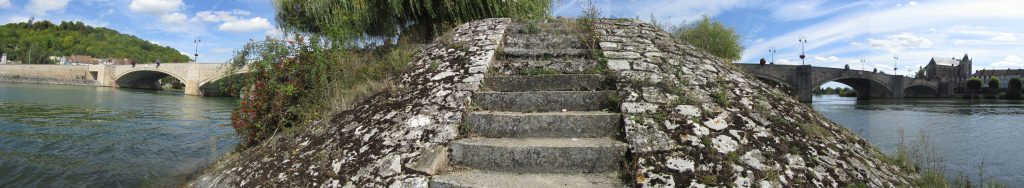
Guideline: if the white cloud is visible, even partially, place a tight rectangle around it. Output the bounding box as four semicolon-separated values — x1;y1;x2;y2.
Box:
231;9;251;16
908;1;918;6
265;28;283;37
159;12;188;24
990;55;1024;69
769;0;867;22
814;56;840;62
218;17;273;33
867;32;933;53
0;0;11;8
26;0;71;15
775;59;799;65
5;16;30;24
193;11;240;23
129;0;183;15
991;33;1017;41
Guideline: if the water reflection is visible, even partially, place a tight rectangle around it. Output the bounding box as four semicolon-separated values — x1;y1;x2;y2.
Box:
0;82;237;187
813;95;1024;185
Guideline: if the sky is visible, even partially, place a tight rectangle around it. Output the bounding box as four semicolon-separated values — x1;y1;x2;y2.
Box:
1;0;1023;84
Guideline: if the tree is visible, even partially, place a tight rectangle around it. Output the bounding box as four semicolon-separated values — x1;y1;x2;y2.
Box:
988;77;1001;89
1007;77;1022;99
967;78;983;90
0;21;189;63
273;0;552;45
671;16;743;62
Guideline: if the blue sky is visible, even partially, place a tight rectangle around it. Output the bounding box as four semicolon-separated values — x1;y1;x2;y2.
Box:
2;0;1023;82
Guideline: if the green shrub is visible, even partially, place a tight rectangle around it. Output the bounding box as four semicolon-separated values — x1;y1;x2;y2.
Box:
967;78;983;90
1009;78;1023;90
988;77;1000;89
222;36;413;148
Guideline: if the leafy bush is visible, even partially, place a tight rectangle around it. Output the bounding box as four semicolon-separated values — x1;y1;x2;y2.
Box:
967;78;983;90
1009;78;1022;90
988;77;1000;89
669;16;743;62
222;36;414;148
1007;78;1022;99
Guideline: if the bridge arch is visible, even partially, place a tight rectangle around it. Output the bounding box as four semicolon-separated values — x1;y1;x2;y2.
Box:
811;76;894;100
114;69;187;90
197;73;247;96
904;84;939;98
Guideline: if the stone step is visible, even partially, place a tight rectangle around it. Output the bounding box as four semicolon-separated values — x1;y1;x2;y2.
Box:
484;74;607;92
449;138;627;173
491;59;602;75
430;170;623;188
472;91;616;112
501;48;593;59
466;111;620;138
503;34;586;49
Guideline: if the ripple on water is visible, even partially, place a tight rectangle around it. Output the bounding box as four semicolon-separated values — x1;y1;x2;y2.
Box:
0;83;238;187
813;95;1024;186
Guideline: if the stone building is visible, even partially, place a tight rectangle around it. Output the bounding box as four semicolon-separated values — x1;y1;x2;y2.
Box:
973;69;1024;88
922;54;972;94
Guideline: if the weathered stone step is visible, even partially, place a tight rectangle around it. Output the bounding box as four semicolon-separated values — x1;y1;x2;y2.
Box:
449;138;626;173
503;34;586;49
473;91;616;112
430;170;622;188
484;74;607;92
492;59;602;75
466;111;620;138
501;48;593;59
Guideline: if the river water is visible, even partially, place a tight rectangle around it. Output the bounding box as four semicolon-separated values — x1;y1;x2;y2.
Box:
813;95;1024;185
0;82;238;187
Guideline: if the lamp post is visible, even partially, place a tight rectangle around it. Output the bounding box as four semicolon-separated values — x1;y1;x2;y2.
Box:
799;36;808;65
193;37;201;63
768;47;776;64
860;58;866;74
893;55;899;75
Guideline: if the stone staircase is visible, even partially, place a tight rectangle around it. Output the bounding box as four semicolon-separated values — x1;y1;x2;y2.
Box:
430;20;626;188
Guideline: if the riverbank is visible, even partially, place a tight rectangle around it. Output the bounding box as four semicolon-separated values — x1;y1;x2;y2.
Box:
0;64;97;86
0;75;95;86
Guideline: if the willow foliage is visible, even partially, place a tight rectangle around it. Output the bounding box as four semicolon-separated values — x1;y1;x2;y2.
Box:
273;0;552;45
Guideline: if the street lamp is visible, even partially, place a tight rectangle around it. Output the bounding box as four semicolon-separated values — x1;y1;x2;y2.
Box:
860;58;866;74
768;47;776;64
799;36;808;65
193;37;201;63
893;55;899;74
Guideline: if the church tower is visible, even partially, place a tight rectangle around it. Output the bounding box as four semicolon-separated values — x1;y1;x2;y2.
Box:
960;53;972;79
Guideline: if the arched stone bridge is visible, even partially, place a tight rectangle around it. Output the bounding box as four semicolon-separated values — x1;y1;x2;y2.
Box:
737;64;944;103
88;63;246;96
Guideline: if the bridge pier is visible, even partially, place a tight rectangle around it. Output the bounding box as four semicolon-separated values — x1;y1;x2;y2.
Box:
795;66;814;103
892;76;904;99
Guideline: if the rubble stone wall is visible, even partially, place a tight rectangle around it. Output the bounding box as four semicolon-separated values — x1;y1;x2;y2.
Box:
597;18;914;187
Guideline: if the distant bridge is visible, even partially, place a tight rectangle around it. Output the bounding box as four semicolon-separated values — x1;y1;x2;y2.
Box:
737;64;947;103
89;63;246;96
